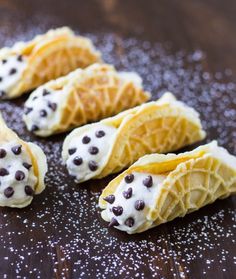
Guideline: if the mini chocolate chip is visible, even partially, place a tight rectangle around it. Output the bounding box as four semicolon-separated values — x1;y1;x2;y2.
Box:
73;156;83;166
0;168;9;176
9;68;17;75
123;187;133;199
88;161;98;171
24;107;33;115
112;206;123;216
11;145;22;155
0;90;6;98
25;185;34;196
23;162;32;170
40;109;47;117
124;174;134;184
135;200;145;211
15;170;25;181
31;125;39;132
68;148;77;155
2;59;7;64
0;148;7;158
4;187;14;198
48;102;57;111
82;136;91;144
17;55;23;62
103;195;115;204
42;89;50;96
0;77;2;82
125;217;135;227
143;175;153;188
108;217;119;228
95;130;105;138
88;146;99;155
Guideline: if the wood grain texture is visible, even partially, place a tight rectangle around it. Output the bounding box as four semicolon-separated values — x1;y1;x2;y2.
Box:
0;1;235;278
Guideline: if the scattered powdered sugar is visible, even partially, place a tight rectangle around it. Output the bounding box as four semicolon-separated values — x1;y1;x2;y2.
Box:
0;25;235;278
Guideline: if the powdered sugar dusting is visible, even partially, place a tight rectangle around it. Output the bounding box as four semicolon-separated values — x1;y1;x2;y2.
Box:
0;26;235;278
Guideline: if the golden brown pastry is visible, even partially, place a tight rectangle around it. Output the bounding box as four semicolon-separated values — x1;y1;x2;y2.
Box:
0;27;101;99
99;141;236;234
23;63;150;136
62;92;206;183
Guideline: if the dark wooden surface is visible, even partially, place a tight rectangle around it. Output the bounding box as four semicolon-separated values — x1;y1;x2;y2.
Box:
0;1;235;278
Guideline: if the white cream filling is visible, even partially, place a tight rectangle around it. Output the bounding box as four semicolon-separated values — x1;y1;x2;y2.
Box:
158;92;201;120
102;172;166;233
23;86;68;135
207;141;236;170
0;54;27;97
66;123;117;182
118;71;143;87
0;141;37;207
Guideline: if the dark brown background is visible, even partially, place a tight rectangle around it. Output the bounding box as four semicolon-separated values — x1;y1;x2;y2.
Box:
0;0;235;278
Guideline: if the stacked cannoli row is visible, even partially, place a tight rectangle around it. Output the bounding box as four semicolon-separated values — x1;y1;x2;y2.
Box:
0;26;235;236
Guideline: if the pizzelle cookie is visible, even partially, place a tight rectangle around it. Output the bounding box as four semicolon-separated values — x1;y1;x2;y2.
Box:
99;141;236;234
23;63;150;136
0;27;101;99
62;92;206;183
0;113;47;208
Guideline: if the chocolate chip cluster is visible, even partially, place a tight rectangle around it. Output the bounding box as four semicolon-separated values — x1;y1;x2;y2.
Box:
0;144;35;199
104;173;153;228
68;129;106;174
24;88;58;132
0;55;24;98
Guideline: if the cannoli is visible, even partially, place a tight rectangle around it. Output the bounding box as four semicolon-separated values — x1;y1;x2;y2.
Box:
23;63;150;136
0;27;101;99
99;141;236;234
62;92;206;183
0;113;47;208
